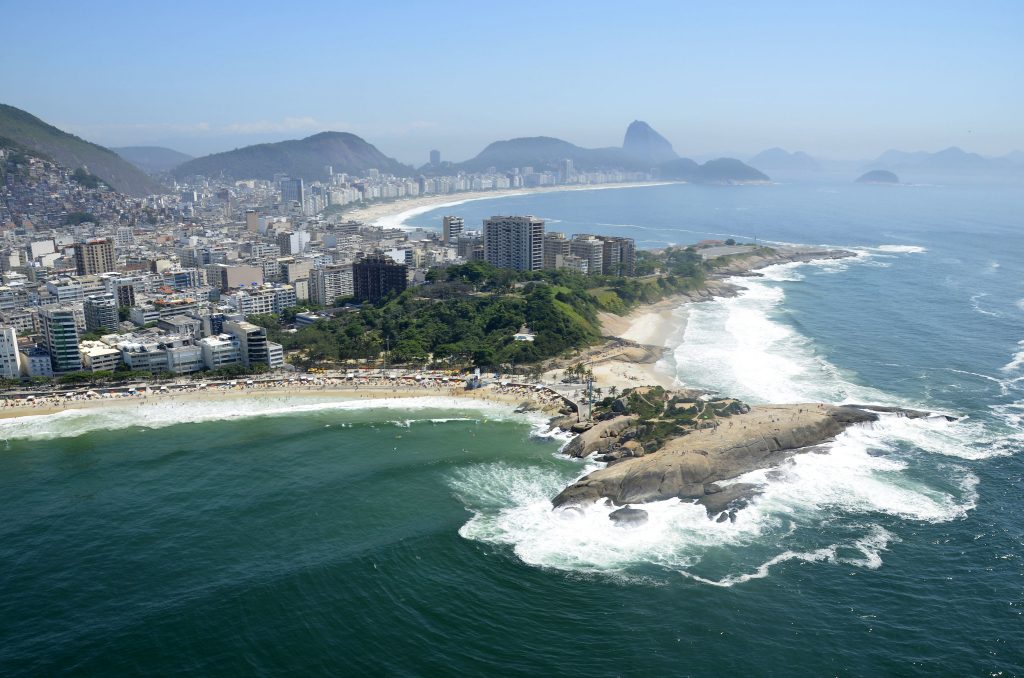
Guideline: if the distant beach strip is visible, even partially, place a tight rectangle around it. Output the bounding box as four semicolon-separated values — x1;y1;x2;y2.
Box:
344;181;684;230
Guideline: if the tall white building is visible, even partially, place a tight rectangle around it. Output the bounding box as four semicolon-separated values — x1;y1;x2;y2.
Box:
442;216;464;244
0;326;21;379
482;216;544;272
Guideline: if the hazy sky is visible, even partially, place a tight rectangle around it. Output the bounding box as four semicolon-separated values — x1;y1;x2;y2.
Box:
2;1;1021;164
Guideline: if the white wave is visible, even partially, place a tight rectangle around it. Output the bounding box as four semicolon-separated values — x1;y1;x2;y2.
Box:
451;241;1009;584
970;292;1003;318
0;395;531;441
875;244;928;254
453;415;978;584
455;465;762;576
668;271;897;406
1001;340;1024;374
679;526;895;587
736;420;980;519
757;262;806;282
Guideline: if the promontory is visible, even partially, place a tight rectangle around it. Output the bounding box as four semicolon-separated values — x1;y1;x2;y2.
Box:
551;387;944;520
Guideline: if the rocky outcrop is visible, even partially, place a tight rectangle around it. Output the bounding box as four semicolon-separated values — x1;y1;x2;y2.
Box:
623;120;679;165
552;404;882;509
708;247;854;277
609;506;649;526
563;415;639;458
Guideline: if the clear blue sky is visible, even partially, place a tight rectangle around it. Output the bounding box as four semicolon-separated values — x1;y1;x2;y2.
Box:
2;0;1021;163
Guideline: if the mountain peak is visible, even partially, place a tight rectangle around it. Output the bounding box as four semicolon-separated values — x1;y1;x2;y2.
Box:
622;120;678;164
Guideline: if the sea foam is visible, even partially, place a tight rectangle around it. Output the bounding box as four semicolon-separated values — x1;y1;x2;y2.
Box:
452;412;981;585
0;395;531;442
454;249;1007;585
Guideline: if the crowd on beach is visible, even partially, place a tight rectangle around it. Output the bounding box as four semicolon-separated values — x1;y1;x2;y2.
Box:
0;371;575;415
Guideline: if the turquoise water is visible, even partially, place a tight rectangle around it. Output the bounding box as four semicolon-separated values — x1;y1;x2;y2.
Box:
2;183;1023;674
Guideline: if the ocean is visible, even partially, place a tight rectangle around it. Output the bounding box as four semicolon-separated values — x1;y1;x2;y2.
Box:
2;182;1022;675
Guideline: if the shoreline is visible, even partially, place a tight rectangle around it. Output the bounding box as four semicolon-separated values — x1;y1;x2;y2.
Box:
550;245;855;392
0;246;853;427
0;377;574;422
341;181;685;230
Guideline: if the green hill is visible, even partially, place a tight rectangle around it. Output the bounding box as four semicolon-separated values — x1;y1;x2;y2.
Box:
657;157;769;183
692;158;770;183
112;146;193;174
172;132;413;181
0;103;167;197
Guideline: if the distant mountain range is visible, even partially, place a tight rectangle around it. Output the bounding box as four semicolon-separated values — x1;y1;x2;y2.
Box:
748;147;821;174
113;146;193;174
172;132;413;181
8;101;1016;192
448;121;768;183
0;103;167;197
866;146;1018;174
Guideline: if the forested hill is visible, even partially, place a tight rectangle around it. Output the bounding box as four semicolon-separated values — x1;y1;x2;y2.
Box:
249;247;771;369
0;103;167;197
172;132;413;181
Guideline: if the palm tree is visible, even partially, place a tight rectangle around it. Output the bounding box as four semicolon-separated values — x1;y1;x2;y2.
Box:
609;385;618;398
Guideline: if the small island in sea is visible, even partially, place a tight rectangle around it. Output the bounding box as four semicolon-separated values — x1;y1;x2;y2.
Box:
856;169;901;184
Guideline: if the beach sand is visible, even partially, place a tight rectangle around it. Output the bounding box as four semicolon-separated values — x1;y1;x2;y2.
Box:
540;293;690;392
342;181;683;229
0;380;572;422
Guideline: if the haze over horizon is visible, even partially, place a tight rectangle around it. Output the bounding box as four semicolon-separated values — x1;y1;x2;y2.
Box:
2;0;1022;164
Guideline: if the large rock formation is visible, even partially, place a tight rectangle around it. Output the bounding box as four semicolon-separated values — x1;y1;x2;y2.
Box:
622;120;679;165
553;404;895;509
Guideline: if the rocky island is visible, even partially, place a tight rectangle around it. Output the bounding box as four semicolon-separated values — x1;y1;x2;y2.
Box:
856;169;901;184
551;386;948;523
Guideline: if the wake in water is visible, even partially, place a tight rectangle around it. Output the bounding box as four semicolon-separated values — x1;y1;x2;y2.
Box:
453;247;1019;586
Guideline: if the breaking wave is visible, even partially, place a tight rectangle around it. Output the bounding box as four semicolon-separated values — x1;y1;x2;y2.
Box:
0;395;538;442
454;249;1015;585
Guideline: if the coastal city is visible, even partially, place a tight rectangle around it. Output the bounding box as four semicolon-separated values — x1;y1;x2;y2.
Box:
0;144;648;390
4;3;1022;675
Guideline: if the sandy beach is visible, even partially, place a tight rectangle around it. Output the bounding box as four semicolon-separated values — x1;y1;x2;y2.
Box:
342;181;683;229
0;376;576;422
